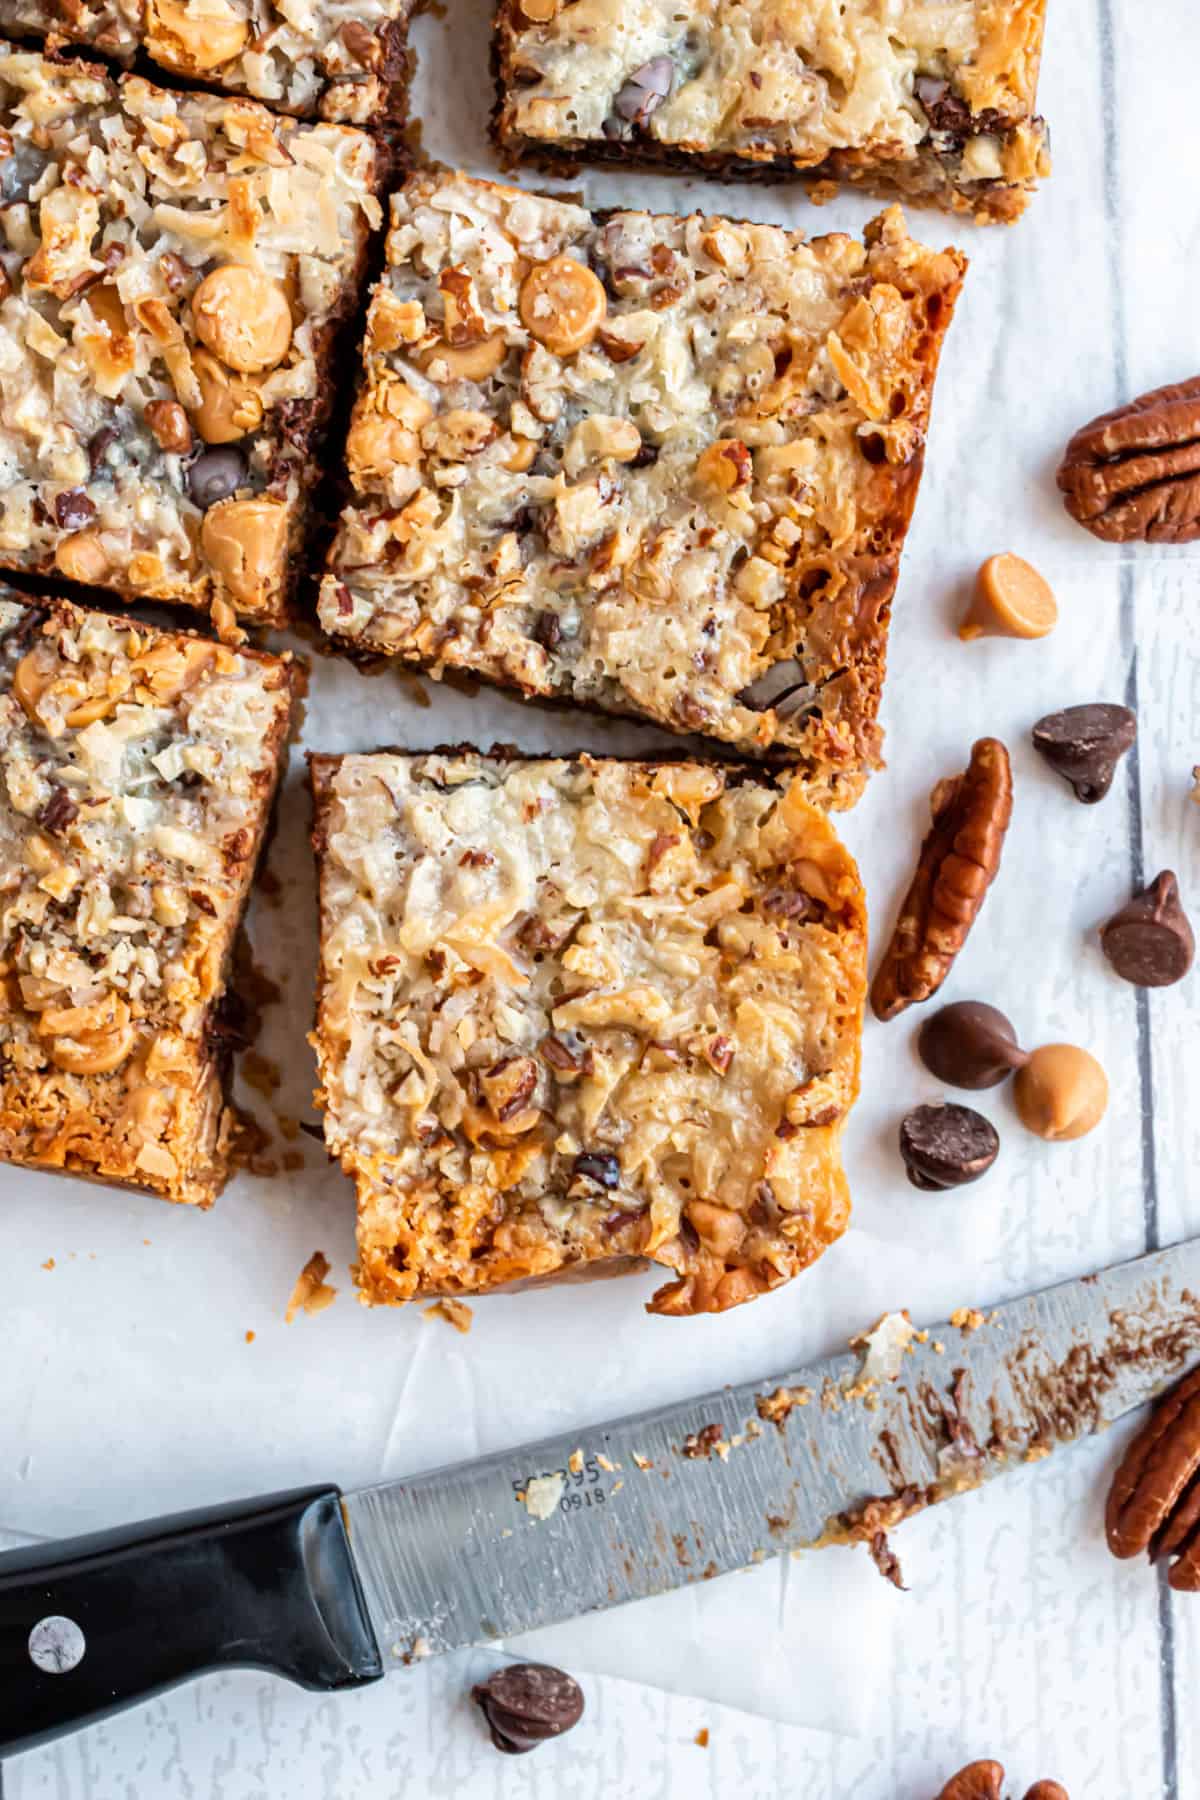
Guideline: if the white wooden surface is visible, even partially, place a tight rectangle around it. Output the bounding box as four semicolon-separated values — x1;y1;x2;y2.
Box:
4;0;1200;1793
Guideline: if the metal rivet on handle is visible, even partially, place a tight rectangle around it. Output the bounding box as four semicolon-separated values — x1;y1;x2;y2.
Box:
28;1615;86;1674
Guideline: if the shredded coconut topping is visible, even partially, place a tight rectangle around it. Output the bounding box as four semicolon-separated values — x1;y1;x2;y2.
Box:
495;0;1050;222
320;171;964;802
312;750;867;1316
0;593;291;1204
0;0;416;120
0;47;377;629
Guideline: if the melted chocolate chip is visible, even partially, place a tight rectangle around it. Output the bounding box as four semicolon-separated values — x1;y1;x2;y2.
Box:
614;56;674;127
917;1001;1027;1090
1031;702;1136;803
899;1103;999;1190
53;489;96;531
532;610;561;651
472;1662;584;1755
1100;871;1195;988
572;1150;620;1189
187;446;246;510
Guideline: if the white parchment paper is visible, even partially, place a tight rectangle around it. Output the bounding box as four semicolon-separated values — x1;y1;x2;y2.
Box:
0;0;1183;1763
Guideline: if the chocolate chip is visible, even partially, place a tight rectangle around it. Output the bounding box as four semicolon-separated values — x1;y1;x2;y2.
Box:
914;74;972;133
187;446;246;510
572;1150;620;1189
53;489;96;531
532;610;561;651
899;1103;999;1190
614;56;674;126
1100;871;1194;988
87;426;118;473
472;1662;584;1755
736;659;815;718
1031;702;1136;803
917;1001;1027;1090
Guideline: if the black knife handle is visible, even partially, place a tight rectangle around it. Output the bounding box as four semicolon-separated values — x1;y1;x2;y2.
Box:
0;1486;383;1755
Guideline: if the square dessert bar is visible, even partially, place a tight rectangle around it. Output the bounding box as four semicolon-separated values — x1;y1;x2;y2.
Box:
494;0;1050;224
0;593;293;1205
0;0;419;122
319;172;965;804
311;749;867;1316
0;48;379;633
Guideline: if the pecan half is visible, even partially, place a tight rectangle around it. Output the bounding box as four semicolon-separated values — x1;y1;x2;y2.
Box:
935;1765;1068;1800
1105;1364;1200;1589
1057;374;1200;544
935;1763;1005;1800
870;739;1013;1022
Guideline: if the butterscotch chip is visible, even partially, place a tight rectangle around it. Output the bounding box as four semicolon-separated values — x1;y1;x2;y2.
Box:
190;351;264;445
959;553;1058;641
200;495;289;608
1013;1043;1108;1141
192;267;294;374
147;0;249;70
54;527;111;586
519;256;607;355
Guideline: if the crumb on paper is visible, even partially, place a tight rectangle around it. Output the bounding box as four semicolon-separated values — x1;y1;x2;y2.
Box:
244;1330;256;1344
596;1453;621;1472
932;1339;945;1355
950;1307;985;1333
523;1473;565;1521
695;1728;710;1749
852;1310;916;1382
632;1452;653;1470
285;1250;338;1322
612;1479;624;1494
867;1529;907;1591
41;1257;54;1271
568;1448;584;1475
423;1298;473;1334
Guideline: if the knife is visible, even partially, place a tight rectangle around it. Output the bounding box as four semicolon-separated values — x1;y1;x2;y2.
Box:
4;1235;1200;1757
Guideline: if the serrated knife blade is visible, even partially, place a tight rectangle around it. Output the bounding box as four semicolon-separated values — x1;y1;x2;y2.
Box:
6;1237;1200;1757
344;1236;1200;1664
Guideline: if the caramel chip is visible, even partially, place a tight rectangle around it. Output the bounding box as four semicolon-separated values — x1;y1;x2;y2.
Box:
519;257;607;357
959;553;1057;642
1013;1043;1107;1142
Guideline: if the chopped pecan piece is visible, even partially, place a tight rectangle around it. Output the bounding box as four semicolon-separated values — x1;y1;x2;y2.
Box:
870;738;1012;1021
478;1054;539;1125
1057;374;1200;544
1106;1364;1200;1590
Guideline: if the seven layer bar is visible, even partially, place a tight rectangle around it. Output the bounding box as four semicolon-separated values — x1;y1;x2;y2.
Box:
494;0;1050;223
0;47;378;633
319;171;965;805
0;594;293;1205
311;749;867;1316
